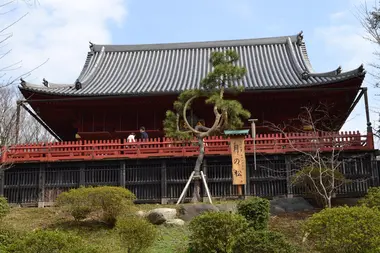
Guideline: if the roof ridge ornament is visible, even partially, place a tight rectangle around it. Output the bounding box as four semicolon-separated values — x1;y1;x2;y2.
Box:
358;64;364;73
89;41;94;52
20;78;26;88
336;66;342;75
306;66;343;79
301;71;310;80
296;31;304;46
75;79;82;90
43;78;49;88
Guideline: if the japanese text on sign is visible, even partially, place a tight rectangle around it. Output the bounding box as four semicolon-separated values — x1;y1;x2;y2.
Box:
230;136;246;185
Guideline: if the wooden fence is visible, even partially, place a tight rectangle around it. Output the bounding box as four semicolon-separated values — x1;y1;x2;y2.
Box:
0;153;376;205
0;131;372;164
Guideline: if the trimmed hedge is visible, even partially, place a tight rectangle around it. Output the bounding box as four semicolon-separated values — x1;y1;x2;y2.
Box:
304;206;380;253
115;215;157;253
232;229;296;253
358;186;380;208
56;186;136;225
237;197;270;230
188;211;248;253
6;230;99;253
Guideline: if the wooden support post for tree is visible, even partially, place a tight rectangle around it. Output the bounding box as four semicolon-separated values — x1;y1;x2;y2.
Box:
177;171;195;205
202;158;209;202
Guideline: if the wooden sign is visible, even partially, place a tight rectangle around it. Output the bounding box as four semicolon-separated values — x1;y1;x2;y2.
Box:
229;136;246;185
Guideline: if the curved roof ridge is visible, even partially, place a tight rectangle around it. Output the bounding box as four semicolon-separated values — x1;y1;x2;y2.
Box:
20;79;72;90
285;37;306;79
287;35;366;80
76;52;94;82
80;46;106;85
91;34;300;52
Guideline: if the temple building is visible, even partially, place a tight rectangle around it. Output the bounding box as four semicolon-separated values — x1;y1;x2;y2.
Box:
1;31;376;205
18;31;367;141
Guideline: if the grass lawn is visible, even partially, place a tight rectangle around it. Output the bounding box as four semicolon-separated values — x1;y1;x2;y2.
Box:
2;205;316;252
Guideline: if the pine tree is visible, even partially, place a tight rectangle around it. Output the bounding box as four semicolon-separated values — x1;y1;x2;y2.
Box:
163;50;251;203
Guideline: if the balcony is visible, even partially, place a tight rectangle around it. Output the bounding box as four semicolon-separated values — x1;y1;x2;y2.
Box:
0;131;374;164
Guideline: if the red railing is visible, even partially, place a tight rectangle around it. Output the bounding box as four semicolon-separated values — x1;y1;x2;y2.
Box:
0;131;374;164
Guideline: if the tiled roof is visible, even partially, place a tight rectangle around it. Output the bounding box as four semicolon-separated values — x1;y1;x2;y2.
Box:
19;32;365;96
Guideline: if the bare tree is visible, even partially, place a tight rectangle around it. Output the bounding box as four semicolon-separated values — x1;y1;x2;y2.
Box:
264;104;361;208
356;2;380;83
0;0;52;172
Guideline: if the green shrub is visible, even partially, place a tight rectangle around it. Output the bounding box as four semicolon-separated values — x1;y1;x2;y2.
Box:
232;229;296;253
304;206;380;253
358;187;380;208
188;211;248;253
88;186;136;225
0;196;10;220
237;197;270;230
0;222;22;252
115;215;157;253
56;187;93;221
6;230;99;253
56;186;136;225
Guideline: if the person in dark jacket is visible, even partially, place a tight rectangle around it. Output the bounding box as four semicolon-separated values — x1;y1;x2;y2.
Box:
139;126;148;140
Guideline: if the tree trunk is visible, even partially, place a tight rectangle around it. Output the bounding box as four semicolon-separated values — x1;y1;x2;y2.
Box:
326;196;332;208
191;137;205;203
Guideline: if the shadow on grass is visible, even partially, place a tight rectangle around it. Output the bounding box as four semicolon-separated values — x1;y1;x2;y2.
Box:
47;219;114;232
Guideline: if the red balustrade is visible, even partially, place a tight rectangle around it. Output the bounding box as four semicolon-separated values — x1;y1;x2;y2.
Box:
0;131;373;164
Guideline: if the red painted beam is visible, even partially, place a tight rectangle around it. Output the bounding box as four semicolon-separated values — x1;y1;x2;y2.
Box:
0;131;373;164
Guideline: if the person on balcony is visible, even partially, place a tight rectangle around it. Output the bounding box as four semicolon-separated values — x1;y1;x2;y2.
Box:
140;127;149;141
127;133;136;142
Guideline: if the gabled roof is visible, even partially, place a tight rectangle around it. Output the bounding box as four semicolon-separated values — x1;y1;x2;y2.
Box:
19;31;365;96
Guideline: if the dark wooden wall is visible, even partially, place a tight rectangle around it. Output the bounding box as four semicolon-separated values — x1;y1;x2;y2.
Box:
0;153;377;205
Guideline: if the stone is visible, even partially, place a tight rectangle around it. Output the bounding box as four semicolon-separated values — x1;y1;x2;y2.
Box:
136;210;146;218
270;205;286;216
215;203;237;213
165;219;185;226
146;208;177;225
269;197;314;215
177;204;219;221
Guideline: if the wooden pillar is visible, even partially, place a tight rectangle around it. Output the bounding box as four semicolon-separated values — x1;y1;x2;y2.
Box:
363;88;375;149
245;157;251;198
120;160;126;188
363;88;372;131
38;163;46;208
79;163;85;187
161;160;167;204
285;156;293;198
0;168;4;197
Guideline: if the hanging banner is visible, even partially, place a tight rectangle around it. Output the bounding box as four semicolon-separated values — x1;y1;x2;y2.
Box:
230;136;246;185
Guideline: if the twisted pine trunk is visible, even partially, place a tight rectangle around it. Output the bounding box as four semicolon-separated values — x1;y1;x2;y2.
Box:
191;136;205;203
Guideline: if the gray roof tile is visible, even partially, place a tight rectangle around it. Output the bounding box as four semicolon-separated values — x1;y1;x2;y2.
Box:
19;32;366;96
